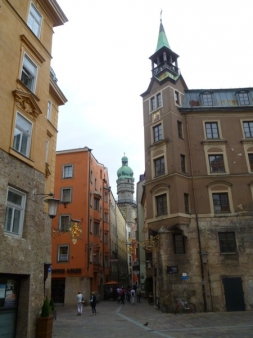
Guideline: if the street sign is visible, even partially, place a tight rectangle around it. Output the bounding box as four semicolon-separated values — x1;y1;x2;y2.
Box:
181;272;188;280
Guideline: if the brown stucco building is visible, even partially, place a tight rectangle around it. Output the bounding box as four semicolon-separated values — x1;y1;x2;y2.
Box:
0;1;67;336
141;19;253;312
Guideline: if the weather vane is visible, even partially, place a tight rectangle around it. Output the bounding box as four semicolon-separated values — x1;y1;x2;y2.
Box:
160;9;162;23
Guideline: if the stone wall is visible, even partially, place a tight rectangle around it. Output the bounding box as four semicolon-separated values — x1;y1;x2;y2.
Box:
0;149;51;338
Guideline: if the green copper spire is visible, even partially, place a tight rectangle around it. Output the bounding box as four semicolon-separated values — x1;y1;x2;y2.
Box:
155;11;170;51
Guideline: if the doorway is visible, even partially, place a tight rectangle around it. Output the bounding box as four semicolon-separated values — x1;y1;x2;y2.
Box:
223;277;245;311
52;278;65;304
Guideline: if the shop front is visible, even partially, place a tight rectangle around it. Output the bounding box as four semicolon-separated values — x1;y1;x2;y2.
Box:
0;274;20;338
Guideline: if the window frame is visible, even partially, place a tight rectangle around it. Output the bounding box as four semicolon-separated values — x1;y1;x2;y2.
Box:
150;92;162;112
248;153;253;172
57;245;69;262
156;194;168;216
154;157;165;177
205;122;219;139
63;165;73;179
47;101;52;120
212;193;230;213
218;232;236;253
59;214;70;231
173;234;185;254
13;112;33;158
61;188;72;203
209;154;225;173
237;91;250;106
27;2;42;38
177;121;183;138
243;121;253;138
94;197;99;211
4;187;26;237
20;54;38;93
184;193;190;213
174;90;180;105
201;91;213;106
153;123;163;143
104;213;109;223
94;221;99;236
180;154;186;173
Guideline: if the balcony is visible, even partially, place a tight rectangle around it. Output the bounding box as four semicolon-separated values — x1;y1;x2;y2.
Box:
153;62;179;77
117;198;136;205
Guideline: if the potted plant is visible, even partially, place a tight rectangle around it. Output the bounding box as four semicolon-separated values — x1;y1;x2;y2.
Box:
36;297;54;338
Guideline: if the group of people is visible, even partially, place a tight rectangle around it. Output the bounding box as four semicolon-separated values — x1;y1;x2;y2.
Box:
77;291;97;316
116;285;142;304
77;284;142;315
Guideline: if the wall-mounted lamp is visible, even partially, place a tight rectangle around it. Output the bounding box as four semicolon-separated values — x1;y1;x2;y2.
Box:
200;251;208;264
35;193;60;219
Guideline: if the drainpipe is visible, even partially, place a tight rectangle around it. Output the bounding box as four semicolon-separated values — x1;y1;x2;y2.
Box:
87;149;91;270
185;115;207;312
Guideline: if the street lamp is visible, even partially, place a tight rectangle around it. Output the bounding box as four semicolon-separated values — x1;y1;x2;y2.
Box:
200;251;208;264
34;192;60;219
44;197;60;219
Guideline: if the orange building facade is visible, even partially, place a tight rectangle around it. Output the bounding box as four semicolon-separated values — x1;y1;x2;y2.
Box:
51;148;110;304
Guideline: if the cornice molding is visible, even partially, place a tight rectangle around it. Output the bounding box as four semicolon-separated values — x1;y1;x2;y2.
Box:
20;34;45;63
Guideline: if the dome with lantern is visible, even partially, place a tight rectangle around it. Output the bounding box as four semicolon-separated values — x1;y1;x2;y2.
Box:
117;155;134;182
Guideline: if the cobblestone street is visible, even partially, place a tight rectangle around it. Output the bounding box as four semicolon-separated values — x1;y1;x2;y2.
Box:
52;300;253;338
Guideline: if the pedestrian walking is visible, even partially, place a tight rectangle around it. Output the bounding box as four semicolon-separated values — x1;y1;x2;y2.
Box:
136;286;141;303
90;292;97;315
120;287;125;304
130;287;135;305
77;291;84;316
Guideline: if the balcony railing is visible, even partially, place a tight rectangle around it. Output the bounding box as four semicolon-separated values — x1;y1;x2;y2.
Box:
153;62;179;77
117;198;136;205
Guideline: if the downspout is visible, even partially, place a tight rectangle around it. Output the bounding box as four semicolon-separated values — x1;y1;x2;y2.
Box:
87;149;91;270
185;114;207;312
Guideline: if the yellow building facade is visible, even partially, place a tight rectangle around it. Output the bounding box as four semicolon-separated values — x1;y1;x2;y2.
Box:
0;1;67;337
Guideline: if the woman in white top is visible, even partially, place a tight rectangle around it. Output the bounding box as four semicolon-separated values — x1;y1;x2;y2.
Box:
77;291;83;315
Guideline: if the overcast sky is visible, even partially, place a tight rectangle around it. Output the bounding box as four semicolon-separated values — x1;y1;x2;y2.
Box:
52;0;253;198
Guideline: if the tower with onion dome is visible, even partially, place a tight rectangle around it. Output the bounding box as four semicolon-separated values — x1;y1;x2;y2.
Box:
116;154;138;285
117;154;135;204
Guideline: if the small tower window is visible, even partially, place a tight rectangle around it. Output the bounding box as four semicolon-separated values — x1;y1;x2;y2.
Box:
150;92;162;111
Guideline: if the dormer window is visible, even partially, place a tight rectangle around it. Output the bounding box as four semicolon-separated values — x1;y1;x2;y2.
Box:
238;91;250;105
201;92;213;106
